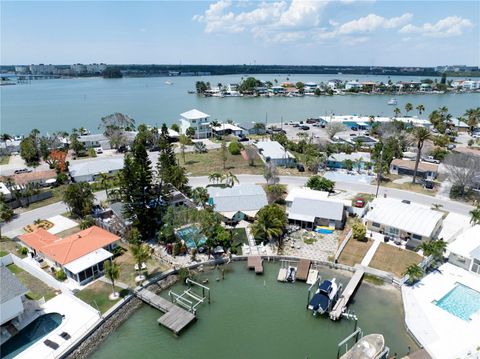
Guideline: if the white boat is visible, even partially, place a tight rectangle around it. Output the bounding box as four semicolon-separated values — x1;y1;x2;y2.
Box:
308;278;338;315
387;98;397;105
340;334;386;359
165;81;173;85
286;266;297;282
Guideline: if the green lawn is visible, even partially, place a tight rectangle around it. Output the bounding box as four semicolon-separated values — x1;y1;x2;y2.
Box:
178;148;264;176
0;250;8;257
0;237;27;258
0;155;10;165
231;228;248;254
75;280;129;313
338;238;373;267
7;264;58;301
21;185;68;211
369;243;422;278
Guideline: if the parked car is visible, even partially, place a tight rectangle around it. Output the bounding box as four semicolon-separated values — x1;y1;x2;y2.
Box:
296;163;305;172
14;168;32;174
300;125;310;130
447;144;456;150
351;127;358;131
422;156;440;164
424;181;434;189
238;136;249;142
95;147;103;154
354;198;365;208
292;123;300;128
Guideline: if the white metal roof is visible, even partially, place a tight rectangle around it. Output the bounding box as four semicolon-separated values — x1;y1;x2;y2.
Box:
180;109;210;120
365;198;443;238
448;226;480;259
288;197;345;222
64;248;113;274
212;123;244;132
69;158;124;178
255;141;295;160
286;188;329;203
328;152;371;163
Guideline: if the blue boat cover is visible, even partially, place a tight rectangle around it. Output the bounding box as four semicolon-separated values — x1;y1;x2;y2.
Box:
319;280;332;294
309;293;330;313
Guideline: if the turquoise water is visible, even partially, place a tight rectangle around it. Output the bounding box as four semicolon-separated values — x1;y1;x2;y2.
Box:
89;262;417;359
435;283;480;321
0;312;63;359
176;225;207;249
1;74;478;134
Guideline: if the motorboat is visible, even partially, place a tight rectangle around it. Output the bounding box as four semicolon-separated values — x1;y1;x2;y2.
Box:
387;98;397;105
286;266;297;282
308;278;338;315
165;81;173;85
340;334;387;359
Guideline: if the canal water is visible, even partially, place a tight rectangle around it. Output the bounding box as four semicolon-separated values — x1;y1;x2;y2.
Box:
1;74;478;135
89;262;417;359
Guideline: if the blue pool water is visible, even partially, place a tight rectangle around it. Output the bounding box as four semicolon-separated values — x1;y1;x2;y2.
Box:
435;284;480;321
176;226;207;249
0;313;64;359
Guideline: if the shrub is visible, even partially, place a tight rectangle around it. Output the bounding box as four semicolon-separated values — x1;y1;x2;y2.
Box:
19;247;29;255
352;221;367;241
306;176;335;192
55;269;67;281
88;148;97;157
228;141;243;155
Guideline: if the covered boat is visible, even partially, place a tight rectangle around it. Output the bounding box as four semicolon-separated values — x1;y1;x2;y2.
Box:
340;334;386;359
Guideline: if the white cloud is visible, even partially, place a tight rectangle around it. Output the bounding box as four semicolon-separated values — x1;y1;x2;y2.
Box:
399;16;473;38
338;13;412;34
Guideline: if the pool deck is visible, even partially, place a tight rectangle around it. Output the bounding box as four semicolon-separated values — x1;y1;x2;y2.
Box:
402;263;480;359
14;293;100;359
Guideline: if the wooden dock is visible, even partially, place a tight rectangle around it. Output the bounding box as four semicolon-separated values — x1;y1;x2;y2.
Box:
296;259;311;281
330;268;365;321
135;288;196;334
247;256;263;274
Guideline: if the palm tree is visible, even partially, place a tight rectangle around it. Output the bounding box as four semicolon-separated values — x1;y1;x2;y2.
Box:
191;187;209;208
130;242;152;280
405;103;413;116
417;240;447;260
225;171;239;187
208;172;223;184
99;173;110;199
416;104;425;116
393;107;401;117
403;264;423;285
104;260;120;298
411;127;432;184
470;205;480;226
179;134;190;164
464;108;480;135
250;204;287;247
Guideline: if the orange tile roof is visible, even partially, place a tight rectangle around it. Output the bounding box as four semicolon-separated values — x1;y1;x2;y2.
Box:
2;170;57;186
19;226;120;265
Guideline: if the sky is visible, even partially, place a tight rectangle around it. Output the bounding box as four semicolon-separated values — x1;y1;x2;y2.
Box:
1;0;479;67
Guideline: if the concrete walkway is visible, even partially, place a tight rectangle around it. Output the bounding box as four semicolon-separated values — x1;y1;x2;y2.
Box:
361;238;381;266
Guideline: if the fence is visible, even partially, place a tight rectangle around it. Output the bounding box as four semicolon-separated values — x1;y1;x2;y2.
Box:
8;192;53;209
334;229;353;263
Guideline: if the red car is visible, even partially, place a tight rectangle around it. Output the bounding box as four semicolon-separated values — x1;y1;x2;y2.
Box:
354;198;365;208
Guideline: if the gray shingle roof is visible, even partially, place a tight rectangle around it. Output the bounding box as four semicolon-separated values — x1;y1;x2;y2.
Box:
208;184;268;213
288;198;344;222
1;266;28;304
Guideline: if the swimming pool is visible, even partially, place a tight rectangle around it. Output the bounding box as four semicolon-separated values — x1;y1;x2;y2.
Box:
0;312;64;359
176;226;207;249
435;283;480;321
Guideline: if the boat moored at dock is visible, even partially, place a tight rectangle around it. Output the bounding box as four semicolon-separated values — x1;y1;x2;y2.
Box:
308;278;340;315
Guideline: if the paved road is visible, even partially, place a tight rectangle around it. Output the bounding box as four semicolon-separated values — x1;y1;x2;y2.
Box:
3;175;473;237
190;174;474;216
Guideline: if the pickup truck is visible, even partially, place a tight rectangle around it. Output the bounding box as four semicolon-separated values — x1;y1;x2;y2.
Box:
422;156;440;164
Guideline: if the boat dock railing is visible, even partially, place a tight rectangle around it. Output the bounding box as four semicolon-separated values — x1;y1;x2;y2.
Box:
337;327;363;359
330;268;365;321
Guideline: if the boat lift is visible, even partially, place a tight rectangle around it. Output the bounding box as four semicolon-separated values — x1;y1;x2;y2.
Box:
277;259;299;282
306;275;343;314
168;278;211;315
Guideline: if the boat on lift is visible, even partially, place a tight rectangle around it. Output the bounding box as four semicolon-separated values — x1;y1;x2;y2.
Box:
308;278;338;315
286;266;297;282
387;98;397;105
340;334;387;359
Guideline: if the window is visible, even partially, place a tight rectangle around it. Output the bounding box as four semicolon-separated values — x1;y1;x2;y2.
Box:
412;234;422;240
387;227;399;235
372;222;381;228
472;259;480;274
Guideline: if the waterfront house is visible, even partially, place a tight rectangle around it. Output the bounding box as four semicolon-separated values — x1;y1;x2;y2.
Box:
179;109;211;139
345;81;362;91
211;123;246;137
78;133;111;150
327;152;371;170
19;226;120;285
389;159;438;181
207;184;268;224
69;157;124;182
286;190;346;230
448;226;480;275
365;198;443;246
255;141;296;167
0;266;28;327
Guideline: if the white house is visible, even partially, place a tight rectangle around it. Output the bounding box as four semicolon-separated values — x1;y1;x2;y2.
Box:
345;81;362;91
0;266;28;326
286;188;347;230
179;109;211;139
69;158;124;182
365;198;443;245
448;226;480;275
211;123;246;137
255;141;296;167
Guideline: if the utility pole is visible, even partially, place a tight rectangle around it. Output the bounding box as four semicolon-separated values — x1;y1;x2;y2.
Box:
375;147;384;198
